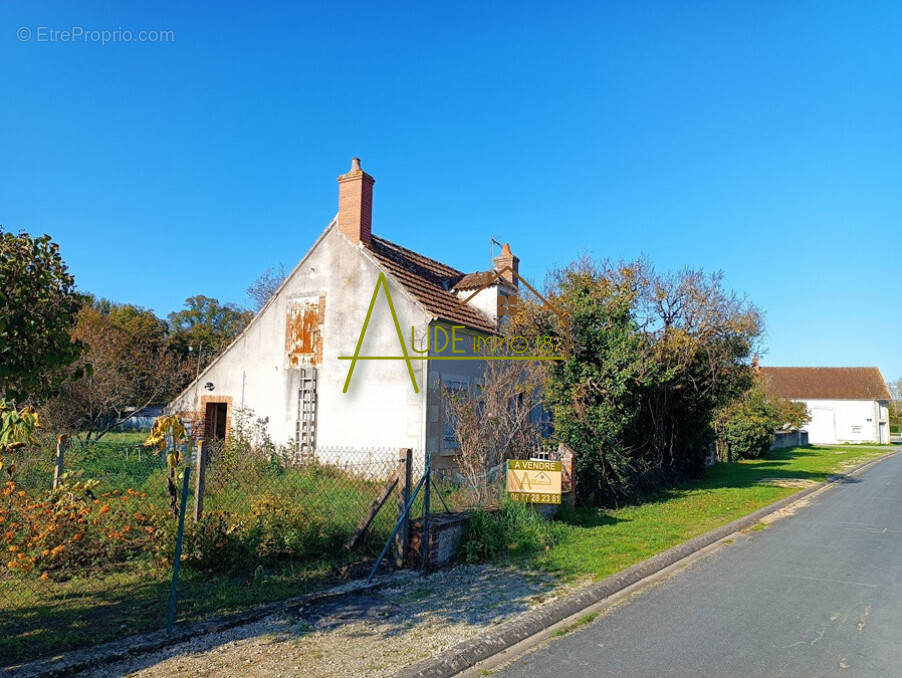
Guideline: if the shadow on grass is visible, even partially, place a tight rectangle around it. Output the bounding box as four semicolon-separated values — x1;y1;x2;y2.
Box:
618;445;881;511
4;562;558;675
0;560;350;669
554;506;628;529
0;571;170;667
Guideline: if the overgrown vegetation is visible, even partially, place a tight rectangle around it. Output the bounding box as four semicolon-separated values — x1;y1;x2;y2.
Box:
0;417;404;665
2;476;162;579
512;259;764;506
460;498;558;564
443;357;544;505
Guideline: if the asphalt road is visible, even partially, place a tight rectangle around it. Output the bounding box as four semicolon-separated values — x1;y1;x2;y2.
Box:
494;450;902;678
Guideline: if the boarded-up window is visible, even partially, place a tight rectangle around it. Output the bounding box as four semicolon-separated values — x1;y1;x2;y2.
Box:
286;296;325;366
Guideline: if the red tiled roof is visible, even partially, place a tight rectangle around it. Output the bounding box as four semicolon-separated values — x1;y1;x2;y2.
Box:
366;235;496;332
760;367;891;401
453;270;498;291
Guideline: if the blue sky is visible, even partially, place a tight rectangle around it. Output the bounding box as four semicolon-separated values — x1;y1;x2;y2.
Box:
2;1;900;380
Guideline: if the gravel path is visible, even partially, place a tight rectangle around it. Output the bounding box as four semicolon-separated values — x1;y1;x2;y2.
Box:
75;565;565;678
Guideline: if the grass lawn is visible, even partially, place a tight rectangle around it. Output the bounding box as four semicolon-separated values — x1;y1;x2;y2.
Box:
1;432;399;667
531;444;895;582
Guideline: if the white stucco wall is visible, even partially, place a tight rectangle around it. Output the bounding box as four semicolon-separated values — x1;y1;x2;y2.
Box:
169;222;430;461
796;399;889;444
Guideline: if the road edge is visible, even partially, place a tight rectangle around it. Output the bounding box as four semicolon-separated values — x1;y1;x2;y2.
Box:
393;449;898;678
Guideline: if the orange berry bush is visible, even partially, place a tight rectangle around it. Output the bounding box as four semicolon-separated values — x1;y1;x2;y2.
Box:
0;476;165;579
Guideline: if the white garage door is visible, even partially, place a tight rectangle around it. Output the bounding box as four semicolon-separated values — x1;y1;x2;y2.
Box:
807;407;836;444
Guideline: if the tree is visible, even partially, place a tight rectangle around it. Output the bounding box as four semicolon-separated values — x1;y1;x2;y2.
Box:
888;378;902;432
533;260;653;505
246;264;287;312
515;257;763;506
0;229;85;404
167;295;252;371
40;299;189;440
443;356;544;505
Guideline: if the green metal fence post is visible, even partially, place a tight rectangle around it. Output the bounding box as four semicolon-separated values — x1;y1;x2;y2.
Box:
367;471;427;584
166;466;191;632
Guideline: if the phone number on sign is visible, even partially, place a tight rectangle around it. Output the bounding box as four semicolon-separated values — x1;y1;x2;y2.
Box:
509;492;561;505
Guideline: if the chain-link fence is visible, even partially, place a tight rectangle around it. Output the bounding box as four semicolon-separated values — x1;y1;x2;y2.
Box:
429;440;561;512
0;436;419;667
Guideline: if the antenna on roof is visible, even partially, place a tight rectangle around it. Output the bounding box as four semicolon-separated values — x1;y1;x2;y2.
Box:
490;237;503;262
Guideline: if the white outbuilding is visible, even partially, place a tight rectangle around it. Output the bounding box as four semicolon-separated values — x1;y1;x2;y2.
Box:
760;367;891;444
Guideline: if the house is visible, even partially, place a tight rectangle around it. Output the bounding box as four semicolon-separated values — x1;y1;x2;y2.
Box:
759;366;892;444
167;159;525;470
118;406;164;432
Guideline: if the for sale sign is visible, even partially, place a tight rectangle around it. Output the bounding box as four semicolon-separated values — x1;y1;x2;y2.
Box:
506;459;562;504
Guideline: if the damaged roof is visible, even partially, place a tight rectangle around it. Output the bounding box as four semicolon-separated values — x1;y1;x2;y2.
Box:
453;270;500;291
366;235;497;332
760;367;891;401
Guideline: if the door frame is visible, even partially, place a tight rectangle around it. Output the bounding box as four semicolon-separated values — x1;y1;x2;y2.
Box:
200;395;232;440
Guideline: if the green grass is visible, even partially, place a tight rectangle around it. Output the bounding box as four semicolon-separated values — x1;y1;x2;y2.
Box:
531;444;893;582
552;612;599;637
1;433;399;667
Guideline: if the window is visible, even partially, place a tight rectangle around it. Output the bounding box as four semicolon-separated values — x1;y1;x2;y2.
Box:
441;378;469;450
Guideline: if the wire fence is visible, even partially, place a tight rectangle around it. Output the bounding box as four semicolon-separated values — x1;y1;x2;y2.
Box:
0;436;419;668
429;440;561;513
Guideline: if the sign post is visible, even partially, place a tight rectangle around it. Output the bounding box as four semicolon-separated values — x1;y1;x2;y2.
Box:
506;459;562;504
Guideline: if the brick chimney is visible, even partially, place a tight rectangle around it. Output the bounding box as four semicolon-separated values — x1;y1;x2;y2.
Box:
493;243;519;288
337;157;374;246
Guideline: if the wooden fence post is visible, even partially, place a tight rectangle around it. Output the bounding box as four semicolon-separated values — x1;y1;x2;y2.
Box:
193;439;208;522
53;435;69;489
394;448;413;567
558;442;576;509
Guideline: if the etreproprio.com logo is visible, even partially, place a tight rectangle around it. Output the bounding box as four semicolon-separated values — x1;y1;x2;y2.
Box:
17;26;175;45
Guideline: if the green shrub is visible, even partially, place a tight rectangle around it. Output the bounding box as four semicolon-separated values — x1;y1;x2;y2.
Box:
721;414;774;459
716;382;810;459
460;498;557;564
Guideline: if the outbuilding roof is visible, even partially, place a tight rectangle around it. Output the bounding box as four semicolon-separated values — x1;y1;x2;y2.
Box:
760;367;891;401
